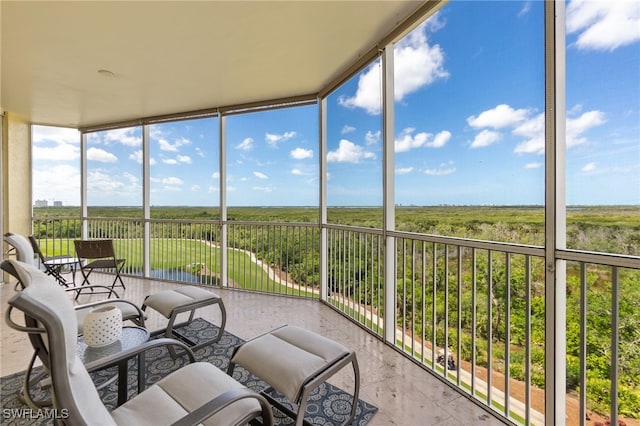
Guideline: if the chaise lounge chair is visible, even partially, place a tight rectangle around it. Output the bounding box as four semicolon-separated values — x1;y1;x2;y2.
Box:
4;259;274;426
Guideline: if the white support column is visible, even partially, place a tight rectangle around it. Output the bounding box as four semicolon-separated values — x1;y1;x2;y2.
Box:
80;132;88;239
382;45;396;345
544;1;567;424
142;124;151;278
219;113;228;288
319;96;328;301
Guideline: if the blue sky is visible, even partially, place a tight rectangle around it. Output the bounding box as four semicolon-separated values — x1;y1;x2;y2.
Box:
32;0;639;207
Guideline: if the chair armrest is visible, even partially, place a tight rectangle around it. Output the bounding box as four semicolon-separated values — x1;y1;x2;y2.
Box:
170;388;274;426
85;338;196;372
74;298;146;323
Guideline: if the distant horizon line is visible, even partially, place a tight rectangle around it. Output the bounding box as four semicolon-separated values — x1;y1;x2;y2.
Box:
33;204;640;208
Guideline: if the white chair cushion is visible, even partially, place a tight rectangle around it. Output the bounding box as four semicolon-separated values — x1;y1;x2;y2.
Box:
5;233;37;266
271;325;348;362
111;362;260;426
144;286;221;318
231;326;349;403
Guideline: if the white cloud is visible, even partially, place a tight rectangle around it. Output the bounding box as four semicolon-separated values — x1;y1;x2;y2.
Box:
191;184;201;191
396;166;414;175
327;139;376;163
394;18;449;100
514;137;545;155
395;128;452;152
129;150;143;164
236;137;254;151
176;155;192;164
163;159;178;165
32;141;80;161
252;186;273;193
467;104;531;129
567;0;640;51
338;18;449;115
365;130;381;145
513;113;545;154
32;164;80;204
162;177;183;185
290;147;313;159
518;1;532;17
122;172;138;184
158;137;190;152
87;171;122;191
338;63;382;114
32;125;79;144
291;168;304;176
31;123;80;167
128;150;155;165
253;171;268;179
266;131;297;146
341;125;356;134
567;110;606;147
195;147;205;158
582;162;597;172
424;161;456;176
525;162;543;169
511;109;605;155
395;128;426;152
104;128;142;147
467;103;606;155
87;147;117;162
212;172;220;179
432;131;452;148
470;129;502;149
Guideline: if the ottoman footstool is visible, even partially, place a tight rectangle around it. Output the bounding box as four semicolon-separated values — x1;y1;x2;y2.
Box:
142;286;226;356
227;325;360;426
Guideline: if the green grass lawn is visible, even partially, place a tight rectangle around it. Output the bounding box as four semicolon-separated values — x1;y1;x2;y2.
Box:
41;238;317;297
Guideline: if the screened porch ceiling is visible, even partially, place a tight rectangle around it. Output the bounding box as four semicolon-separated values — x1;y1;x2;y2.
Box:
1;1;435;130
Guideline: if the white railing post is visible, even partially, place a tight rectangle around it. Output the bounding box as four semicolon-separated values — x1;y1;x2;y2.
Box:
382;43;396;345
142;124;150;278
544;1;567;424
220;112;228;287
80;132;88;239
319;96;328;301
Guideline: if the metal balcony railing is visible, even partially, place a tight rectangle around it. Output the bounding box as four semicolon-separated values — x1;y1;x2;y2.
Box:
30;216;640;426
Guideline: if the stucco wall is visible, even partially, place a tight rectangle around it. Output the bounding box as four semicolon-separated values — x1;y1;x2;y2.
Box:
2;112;31;243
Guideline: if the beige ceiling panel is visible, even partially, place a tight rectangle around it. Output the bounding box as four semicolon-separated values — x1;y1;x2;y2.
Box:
2;1;427;128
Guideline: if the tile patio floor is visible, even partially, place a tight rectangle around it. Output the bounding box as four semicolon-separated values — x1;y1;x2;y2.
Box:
1;273;508;426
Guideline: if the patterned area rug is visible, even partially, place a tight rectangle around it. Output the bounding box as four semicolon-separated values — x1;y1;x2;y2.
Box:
1;319;378;425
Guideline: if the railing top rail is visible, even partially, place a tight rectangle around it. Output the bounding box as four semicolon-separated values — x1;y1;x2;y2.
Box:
35;217;640;270
225;220;319;228
324;223;384;235
33;215;81;221
148;218;220;225
388;229;545;257
558;248;640;269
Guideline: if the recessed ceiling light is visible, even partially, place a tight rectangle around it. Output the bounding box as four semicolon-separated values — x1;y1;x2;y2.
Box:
97;69;115;77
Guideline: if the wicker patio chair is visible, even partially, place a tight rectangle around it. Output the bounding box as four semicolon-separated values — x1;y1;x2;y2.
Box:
74;239;126;299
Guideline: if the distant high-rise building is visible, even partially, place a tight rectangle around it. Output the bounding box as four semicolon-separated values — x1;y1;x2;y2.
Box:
53;201;63;207
34;199;48;207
